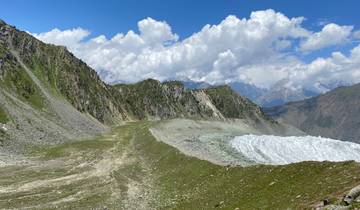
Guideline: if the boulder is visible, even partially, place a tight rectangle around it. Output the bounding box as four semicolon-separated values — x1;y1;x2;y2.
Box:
343;184;360;205
0;123;7;132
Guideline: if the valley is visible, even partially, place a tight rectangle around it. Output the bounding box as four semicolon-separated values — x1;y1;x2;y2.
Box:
1;121;360;209
1;10;360;209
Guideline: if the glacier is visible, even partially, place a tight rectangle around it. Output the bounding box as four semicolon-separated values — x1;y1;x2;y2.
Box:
230;135;360;165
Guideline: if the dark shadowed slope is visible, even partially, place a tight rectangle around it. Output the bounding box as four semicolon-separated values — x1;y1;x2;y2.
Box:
266;83;360;143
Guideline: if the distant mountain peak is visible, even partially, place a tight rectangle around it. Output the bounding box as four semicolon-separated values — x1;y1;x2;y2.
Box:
266;83;360;143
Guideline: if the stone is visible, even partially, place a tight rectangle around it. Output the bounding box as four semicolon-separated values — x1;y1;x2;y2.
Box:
0;123;7;132
343;184;360;205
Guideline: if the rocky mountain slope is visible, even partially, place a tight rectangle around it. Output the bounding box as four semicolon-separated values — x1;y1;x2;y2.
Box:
1;19;360;210
0;19;286;155
0;20;111;154
183;79;318;107
113;80;270;122
257;79;317;107
0;20;124;124
266;83;360;143
228;81;267;103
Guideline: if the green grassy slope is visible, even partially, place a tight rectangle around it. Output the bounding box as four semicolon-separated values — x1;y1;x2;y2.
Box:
0;21;123;124
2;122;358;209
0;106;9;124
0;39;44;110
132;122;360;209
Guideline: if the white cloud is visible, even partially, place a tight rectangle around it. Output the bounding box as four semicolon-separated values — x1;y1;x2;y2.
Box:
138;17;179;45
31;9;360;94
286;45;360;93
299;23;353;52
32;28;90;47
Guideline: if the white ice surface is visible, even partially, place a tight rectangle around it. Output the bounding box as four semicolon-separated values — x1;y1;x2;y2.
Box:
231;135;360;165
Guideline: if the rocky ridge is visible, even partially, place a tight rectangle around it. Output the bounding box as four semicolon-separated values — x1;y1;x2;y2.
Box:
0;19;277;155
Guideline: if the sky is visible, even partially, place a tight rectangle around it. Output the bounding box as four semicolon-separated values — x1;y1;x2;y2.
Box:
2;0;360;92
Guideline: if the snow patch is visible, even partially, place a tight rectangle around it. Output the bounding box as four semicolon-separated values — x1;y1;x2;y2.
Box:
231;135;360;165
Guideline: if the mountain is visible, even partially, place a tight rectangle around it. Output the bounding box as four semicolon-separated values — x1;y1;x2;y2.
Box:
0;20;116;153
113;80;270;121
0;19;287;153
228;82;266;103
183;80;312;108
258;79;318;107
224;80;317;107
2;19;360;210
265;83;360;143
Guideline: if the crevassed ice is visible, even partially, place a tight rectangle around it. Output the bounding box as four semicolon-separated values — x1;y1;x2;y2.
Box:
230;135;360;165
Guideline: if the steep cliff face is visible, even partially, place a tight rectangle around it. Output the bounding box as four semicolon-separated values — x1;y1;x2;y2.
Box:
114;80;206;120
1;20;124;124
204;86;269;121
0;21;110;152
113;80;271;123
266;84;360;143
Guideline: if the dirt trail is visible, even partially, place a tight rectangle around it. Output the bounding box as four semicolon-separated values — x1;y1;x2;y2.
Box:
0;123;154;209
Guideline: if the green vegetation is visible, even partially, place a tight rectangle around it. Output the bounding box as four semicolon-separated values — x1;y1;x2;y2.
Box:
32;136;114;159
113;79;200;120
23;43;117;123
205;85;273;122
132;122;360;209
0;106;9;124
2;122;359;209
1;22;276;125
30;56;58;96
2;19;358;209
3;66;44;109
112;79;272;122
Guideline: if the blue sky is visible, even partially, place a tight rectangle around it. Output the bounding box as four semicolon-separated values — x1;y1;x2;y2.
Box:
3;0;360;39
2;0;360;92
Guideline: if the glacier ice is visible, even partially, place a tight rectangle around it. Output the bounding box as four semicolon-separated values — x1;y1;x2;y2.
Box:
230;135;360;165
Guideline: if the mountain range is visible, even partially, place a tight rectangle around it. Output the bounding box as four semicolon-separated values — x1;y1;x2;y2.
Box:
0;19;290;154
1;19;360;209
182;79;318;107
266;83;360;143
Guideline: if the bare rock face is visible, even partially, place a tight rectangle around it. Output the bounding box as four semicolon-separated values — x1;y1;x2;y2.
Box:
0;20;124;124
113;80;270;122
265;84;360;143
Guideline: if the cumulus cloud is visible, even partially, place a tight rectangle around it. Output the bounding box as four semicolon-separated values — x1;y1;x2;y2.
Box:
32;9;360;93
285;45;360;93
32;28;90;48
299;23;353;52
138;17;179;45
